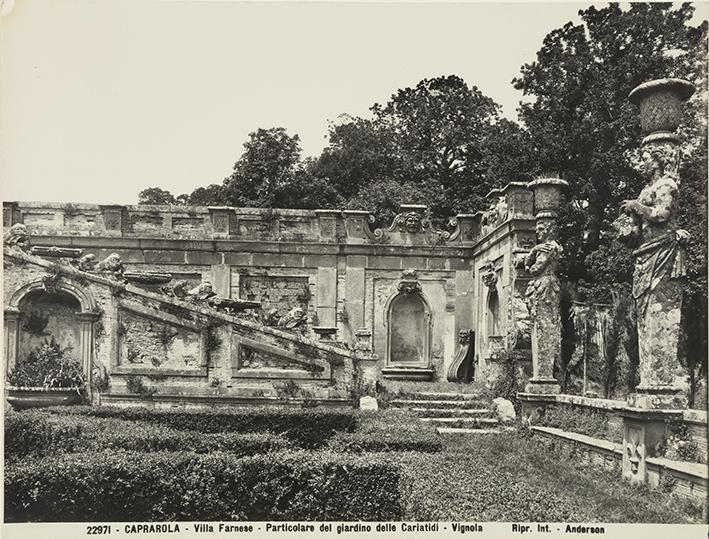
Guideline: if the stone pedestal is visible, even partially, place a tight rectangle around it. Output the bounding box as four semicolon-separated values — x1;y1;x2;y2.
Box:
617;407;682;485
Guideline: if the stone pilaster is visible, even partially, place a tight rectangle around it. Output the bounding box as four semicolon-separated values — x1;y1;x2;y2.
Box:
316;267;337;328
4;308;20;377
76;311;99;400
211;265;232;298
3;202;20;228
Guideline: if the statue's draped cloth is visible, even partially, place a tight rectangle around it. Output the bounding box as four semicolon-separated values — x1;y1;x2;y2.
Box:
632;231;686;316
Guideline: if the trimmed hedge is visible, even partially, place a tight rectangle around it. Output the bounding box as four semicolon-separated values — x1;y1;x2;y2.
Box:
328;409;442;453
5;410;290;459
5;450;402;521
45;405;356;448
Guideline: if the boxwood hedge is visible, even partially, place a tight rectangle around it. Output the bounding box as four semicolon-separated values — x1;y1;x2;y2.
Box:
5;410;291;460
5;450;402;522
328;409;442;453
45;405;357;448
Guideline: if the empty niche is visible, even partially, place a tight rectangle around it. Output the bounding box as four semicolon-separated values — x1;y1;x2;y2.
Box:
388;293;429;365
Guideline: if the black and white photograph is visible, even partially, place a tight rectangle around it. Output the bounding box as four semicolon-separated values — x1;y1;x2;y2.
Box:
1;1;708;536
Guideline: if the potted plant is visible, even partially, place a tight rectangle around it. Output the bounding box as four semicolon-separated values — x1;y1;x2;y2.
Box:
6;337;86;410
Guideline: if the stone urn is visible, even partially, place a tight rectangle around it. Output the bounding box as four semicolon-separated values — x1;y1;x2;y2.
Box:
628;78;695;135
527;177;569;217
6;387;85;410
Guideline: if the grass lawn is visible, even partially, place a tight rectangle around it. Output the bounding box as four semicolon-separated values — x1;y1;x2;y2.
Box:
388;434;705;523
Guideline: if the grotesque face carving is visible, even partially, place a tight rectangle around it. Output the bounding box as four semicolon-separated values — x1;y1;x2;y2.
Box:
458;329;472;344
404;212;422;233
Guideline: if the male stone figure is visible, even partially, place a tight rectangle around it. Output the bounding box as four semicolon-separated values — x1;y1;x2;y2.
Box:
523;219;563;392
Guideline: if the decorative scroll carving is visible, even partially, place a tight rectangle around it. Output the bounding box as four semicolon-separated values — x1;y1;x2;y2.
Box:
397;280;422;295
374;204;452;243
389;211;428;234
4;223;29;251
73;254;97;272
446;329;474;382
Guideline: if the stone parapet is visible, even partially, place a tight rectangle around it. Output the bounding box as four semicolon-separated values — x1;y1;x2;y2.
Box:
4;201;484;247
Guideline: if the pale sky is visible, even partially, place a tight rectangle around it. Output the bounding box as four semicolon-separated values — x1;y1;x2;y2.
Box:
1;1;706;205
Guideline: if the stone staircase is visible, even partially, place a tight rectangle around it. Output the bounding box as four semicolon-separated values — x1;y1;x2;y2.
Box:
389;391;509;435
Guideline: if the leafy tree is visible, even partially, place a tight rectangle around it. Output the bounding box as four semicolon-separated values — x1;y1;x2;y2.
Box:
223;127;320;208
514;2;706;283
309;116;398;202
311;75;532;224
186;184;225;206
138;187;178;205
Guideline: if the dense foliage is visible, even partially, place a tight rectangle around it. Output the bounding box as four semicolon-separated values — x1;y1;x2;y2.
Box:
7;338;85;390
5;450;402;522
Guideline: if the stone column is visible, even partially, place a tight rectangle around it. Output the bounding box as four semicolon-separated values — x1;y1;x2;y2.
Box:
523;177;568;395
4;308;20;378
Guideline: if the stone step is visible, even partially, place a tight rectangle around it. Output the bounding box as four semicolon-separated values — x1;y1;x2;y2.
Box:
411;407;493;418
399;391;483;401
420;417;499;427
390;399;487;409
437;427;509;435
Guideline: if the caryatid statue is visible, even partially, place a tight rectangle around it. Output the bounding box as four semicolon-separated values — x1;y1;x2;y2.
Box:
617;78;694;410
523;177;568;394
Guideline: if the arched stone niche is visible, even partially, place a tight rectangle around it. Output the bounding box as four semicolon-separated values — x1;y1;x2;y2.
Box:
385;285;431;367
5;280;98;393
487;286;501;338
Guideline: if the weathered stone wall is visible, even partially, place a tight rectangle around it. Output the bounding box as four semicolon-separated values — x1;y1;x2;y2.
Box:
4;194;537;384
3;248;359;406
